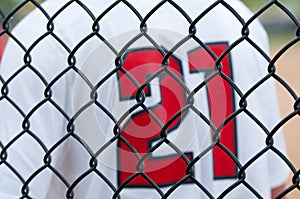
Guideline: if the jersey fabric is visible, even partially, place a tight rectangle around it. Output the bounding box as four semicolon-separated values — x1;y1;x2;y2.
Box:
0;0;289;198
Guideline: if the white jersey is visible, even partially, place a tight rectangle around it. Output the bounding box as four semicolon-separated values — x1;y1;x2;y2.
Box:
0;0;289;198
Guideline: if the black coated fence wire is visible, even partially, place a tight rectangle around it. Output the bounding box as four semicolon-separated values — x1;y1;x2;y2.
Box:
0;0;300;198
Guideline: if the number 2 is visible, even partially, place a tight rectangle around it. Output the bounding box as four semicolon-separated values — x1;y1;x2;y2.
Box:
117;43;237;188
117;48;193;187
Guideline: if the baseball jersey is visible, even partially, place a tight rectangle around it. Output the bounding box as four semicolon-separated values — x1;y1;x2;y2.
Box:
0;0;289;198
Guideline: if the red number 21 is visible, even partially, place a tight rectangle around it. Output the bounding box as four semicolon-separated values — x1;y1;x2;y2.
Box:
117;43;237;188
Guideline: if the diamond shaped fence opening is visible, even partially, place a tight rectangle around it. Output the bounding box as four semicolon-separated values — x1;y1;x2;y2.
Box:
0;0;299;198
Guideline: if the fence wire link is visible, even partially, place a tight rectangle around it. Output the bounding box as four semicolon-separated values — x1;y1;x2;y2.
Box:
0;0;300;198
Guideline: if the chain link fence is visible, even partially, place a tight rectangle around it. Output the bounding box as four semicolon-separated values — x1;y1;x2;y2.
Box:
0;0;300;198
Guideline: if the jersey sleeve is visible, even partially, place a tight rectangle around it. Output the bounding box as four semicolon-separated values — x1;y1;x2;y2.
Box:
0;13;72;198
240;1;290;190
249;6;290;189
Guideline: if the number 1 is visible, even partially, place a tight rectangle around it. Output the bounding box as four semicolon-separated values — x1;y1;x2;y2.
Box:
188;42;237;179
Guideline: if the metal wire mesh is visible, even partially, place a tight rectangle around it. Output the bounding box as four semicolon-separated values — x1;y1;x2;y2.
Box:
0;0;299;198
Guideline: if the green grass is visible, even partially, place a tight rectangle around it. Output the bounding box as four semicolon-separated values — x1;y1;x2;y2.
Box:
241;0;270;8
0;0;45;27
269;30;297;49
241;0;300;12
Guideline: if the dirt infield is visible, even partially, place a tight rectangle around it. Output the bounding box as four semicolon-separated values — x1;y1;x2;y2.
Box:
271;34;300;198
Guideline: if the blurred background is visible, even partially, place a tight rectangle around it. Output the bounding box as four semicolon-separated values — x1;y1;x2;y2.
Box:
0;0;299;198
